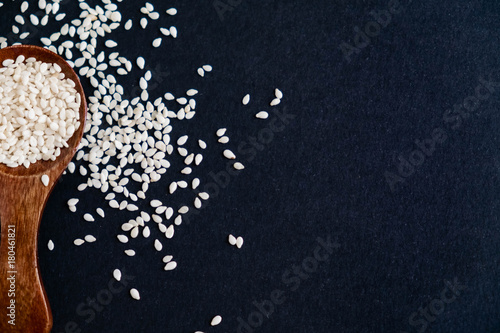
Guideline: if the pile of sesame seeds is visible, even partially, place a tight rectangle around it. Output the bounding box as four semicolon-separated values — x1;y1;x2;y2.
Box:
0;0;285;330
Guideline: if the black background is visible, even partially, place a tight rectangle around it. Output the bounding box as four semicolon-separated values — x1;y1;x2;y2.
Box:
1;0;500;332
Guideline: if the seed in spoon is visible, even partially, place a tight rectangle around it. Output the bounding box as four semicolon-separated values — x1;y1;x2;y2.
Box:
41;175;49;187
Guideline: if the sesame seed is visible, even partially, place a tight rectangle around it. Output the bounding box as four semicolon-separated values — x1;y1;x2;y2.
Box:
211;315;222;326
275;88;283;99
85;235;97;243
130;288;140;300
242;94;250;105
113;269;122;281
154;239;163;251
216;128;226;137
164;261;177;271
74;239;85;246
270;98;281;106
233;162;245;170
41;175;50;187
223;149;236;159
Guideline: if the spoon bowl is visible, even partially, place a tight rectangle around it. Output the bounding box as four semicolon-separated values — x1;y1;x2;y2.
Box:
0;45;87;333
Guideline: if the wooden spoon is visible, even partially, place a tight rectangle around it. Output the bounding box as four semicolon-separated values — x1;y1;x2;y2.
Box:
0;45;87;333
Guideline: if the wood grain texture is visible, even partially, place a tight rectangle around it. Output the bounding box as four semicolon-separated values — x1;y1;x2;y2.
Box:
0;45;86;333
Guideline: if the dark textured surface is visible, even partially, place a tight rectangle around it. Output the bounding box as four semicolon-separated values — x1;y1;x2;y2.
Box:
1;0;500;332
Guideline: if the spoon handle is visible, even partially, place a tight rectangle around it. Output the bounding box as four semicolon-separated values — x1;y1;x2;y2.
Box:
0;177;52;333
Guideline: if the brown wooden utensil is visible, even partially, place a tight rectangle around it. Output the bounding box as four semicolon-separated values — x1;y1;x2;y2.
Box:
0;45;87;333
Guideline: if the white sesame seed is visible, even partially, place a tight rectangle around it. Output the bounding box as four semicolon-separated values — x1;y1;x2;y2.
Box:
85;235;96;243
96;208;105;218
117;235;129;243
151;199;162;208
242;94;250;105
113;269;122;281
223;149;236;159
216;128;226;137
169;182;177;194
48;240;54;251
163;255;173;263
170;26;177;38
84;213;95;222
21;1;29;13
143;226;151;238
124;19;133;30
198;140;207;149
41;175;50;187
105;40;118;48
236;237;244;248
124;250;136;256
256;111;269;119
130;288;140;300
152;37;162;48
233;162;245;170
275;88;283;99
68;198;79;206
195;154;203;165
177;135;188;146
202;65;212;72
74;239;85;246
165;225;174;238
218;136;229;144
197;68;204;77
270;98;281;106
137;57;145;69
228;235;237;245
164;261;177;271
160;27;170;36
154;239;163;251
186;89;198;96
166;8;177;15
211;315;222;326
